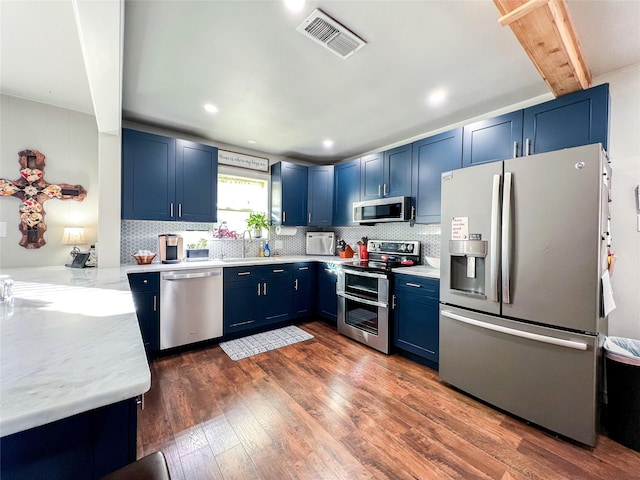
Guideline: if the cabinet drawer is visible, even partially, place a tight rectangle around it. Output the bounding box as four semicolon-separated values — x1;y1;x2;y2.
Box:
293;262;315;275
224;266;258;282
393;274;439;298
127;272;159;292
261;264;293;278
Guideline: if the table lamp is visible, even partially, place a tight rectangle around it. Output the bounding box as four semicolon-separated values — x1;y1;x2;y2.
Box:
61;227;86;260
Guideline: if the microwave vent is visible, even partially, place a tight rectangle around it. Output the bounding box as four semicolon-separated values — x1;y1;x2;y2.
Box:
296;9;366;59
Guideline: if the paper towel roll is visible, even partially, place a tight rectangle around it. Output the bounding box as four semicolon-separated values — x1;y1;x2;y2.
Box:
275;226;297;236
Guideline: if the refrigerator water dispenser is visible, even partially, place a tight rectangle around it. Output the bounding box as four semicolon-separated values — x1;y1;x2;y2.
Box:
449;240;487;297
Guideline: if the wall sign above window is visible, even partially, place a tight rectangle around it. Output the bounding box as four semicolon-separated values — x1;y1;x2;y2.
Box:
218;150;269;172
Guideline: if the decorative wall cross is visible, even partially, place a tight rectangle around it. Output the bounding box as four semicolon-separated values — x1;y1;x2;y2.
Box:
0;150;87;249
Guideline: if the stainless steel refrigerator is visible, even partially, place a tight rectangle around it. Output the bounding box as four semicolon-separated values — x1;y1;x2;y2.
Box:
439;143;611;446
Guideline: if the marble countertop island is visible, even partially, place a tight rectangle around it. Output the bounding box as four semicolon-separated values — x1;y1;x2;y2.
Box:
0;266;151;438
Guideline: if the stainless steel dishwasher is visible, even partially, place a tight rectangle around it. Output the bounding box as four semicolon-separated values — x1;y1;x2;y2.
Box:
160;268;223;350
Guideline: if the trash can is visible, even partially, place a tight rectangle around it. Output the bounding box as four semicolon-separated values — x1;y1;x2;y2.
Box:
604;336;640;452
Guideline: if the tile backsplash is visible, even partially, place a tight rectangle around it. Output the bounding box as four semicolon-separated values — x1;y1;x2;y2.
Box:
121;220;441;264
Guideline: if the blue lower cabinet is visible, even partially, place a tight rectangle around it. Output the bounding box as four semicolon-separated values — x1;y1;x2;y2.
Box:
223;265;293;334
292;263;317;318
0;398;137;480
127;273;160;357
316;263;339;324
392;274;440;367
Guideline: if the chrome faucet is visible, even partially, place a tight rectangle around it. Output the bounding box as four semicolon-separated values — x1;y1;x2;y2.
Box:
242;230;252;258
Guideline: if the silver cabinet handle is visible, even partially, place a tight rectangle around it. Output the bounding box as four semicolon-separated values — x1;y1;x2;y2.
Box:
237;271;251;276
153;295;157;312
178;203;182;218
170;203;174;217
308;212;311;224
272;269;285;273
294;278;299;291
282;211;286;223
441;310;588;351
411;205;415;220
383;183;388;196
257;283;261;296
525;138;531;156
263;282;267;295
406;282;422;288
378;184;381;197
501;172;512;304
298;266;309;271
490;174;501;303
392;294;397;309
513;141;518;158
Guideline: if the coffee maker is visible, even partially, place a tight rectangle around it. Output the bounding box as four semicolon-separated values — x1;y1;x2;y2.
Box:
158;234;183;264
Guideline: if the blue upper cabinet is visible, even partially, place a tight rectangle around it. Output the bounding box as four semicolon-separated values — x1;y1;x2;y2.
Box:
175;139;218;223
271;161;308;226
412;128;462;224
462;111;524;167
360;152;384;200
360;146;412;200
523;83;609;155
122;129;218;222
333;158;361;226
307;165;334;226
461;84;610;168
384;144;413;198
122;129;176;220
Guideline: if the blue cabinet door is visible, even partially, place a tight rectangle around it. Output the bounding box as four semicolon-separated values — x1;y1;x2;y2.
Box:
462;111;524;167
122;129;175;220
316;263;338;324
224;279;260;334
360;152;384;200
263;275;293;326
293;263;316;318
392;275;440;366
175;139;218;223
307;165;334;226
384;144;412;198
127;273;160;357
271;162;308;226
333;158;361;226
523;83;609;155
412;128;462;224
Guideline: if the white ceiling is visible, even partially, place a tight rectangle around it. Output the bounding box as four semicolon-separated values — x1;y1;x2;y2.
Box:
2;0;639;163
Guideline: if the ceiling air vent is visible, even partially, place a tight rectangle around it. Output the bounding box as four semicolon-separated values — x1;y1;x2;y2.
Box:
296;9;366;59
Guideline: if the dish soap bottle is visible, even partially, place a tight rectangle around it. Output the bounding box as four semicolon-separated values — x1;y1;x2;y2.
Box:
263;241;271;257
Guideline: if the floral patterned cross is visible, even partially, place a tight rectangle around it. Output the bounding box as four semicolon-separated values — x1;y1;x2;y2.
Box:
0;150;87;249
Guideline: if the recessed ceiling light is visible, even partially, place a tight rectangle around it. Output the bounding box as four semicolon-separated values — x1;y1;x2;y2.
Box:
247;140;257;145
284;0;306;12
323;139;334;148
204;103;218;114
427;89;447;107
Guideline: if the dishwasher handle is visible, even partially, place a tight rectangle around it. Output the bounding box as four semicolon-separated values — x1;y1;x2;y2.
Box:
162;270;222;281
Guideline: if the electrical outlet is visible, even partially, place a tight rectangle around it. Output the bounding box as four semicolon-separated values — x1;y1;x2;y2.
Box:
0;222;6;238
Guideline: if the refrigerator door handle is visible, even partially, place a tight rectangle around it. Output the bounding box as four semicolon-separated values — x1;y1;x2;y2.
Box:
440;310;588;351
501;171;512;304
490;174;501;302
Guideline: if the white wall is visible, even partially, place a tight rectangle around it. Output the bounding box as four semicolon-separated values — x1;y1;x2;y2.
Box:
595;64;640;340
0;95;99;268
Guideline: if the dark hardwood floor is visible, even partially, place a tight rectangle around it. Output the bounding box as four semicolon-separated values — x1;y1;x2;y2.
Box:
138;320;640;479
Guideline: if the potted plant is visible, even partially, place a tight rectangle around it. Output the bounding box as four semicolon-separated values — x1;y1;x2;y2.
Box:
246;212;269;238
186;237;209;260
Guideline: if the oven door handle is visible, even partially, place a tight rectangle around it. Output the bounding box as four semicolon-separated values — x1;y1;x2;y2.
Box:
336;291;388;308
340;268;387;280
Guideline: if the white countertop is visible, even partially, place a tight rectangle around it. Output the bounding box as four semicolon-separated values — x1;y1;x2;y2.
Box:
0;266;151;438
393;265;440;279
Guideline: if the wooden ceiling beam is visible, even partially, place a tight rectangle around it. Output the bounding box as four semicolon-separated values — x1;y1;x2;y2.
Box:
493;0;592;97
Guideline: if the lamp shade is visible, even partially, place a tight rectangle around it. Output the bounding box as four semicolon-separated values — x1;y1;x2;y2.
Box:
61;227;86;246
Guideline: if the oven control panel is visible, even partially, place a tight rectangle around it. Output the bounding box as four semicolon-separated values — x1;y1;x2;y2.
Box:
367;240;420;256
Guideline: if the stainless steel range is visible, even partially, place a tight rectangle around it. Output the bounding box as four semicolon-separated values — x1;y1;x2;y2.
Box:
337;240;421;353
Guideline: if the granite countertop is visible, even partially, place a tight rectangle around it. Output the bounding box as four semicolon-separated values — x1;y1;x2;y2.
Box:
0;266;151;438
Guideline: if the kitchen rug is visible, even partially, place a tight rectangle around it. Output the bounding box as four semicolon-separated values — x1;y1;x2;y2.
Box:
219;325;314;361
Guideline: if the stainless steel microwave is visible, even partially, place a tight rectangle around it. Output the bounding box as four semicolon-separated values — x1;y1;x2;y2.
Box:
353;196;412;223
